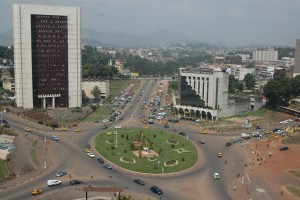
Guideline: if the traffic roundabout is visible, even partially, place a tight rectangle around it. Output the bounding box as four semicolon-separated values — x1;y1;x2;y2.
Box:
94;128;198;174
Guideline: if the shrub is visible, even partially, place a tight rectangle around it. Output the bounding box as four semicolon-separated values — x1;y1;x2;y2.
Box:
171;144;175;148
153;134;156;138
111;146;115;150
124;149;127;153
182;157;185;161
121;134;124;138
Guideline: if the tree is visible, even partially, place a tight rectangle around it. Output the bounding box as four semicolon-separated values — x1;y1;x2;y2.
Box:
291;75;300;97
117;194;133;200
263;76;293;107
244;73;256;89
90;86;101;100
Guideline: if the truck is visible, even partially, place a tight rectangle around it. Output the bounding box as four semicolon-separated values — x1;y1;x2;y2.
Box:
241;133;250;139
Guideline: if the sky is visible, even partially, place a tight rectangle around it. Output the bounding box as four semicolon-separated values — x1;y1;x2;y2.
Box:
1;0;300;46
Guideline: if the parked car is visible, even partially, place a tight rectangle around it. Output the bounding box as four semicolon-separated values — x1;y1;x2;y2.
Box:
70;179;82;185
32;189;43;195
97;157;104;163
47;180;62;187
213;172;220;179
217;153;223;157
87;152;95;158
279;146;289;151
56;171;67;177
133;179;145;185
85;144;91;149
150;186;163;195
51;136;59;141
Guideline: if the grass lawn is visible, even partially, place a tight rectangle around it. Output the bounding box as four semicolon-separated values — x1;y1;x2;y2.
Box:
285;185;300;198
0;159;9;182
31;140;41;170
198;108;295;133
282;134;300;145
95;128;198;174
288;169;300;178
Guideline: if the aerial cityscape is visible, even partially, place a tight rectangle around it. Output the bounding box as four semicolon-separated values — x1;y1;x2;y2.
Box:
0;1;299;200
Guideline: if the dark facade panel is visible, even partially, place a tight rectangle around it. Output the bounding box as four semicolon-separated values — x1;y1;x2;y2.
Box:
31;14;68;108
180;76;205;108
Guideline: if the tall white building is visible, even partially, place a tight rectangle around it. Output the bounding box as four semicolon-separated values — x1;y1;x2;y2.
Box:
252;49;278;65
13;4;81;109
295;39;300;77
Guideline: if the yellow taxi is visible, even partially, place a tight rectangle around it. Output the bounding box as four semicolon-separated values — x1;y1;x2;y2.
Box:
59;127;68;131
84;148;91;153
270;134;279;139
32;189;42;195
265;130;273;134
24;127;31;132
199;130;207;134
75;129;83;132
217;153;223;157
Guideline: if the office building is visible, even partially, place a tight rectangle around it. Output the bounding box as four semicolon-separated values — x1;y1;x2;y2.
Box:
295;39;300;77
13;4;81;109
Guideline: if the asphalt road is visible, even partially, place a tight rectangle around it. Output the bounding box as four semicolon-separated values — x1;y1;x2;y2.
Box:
0;79;255;200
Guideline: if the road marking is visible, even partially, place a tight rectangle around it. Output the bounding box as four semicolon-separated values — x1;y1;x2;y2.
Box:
247;174;251;184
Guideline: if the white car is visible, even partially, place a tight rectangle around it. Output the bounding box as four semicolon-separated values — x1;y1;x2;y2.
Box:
280;120;288;124
47;180;62;187
102;119;109;123
213;173;220;179
87;152;95;158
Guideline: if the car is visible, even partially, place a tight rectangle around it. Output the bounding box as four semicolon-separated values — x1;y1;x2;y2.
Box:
163;124;169;128
85;144;91;149
199;130;207;134
119;117;124;120
104;164;112;169
75;129;83;132
102;125;108;129
51;136;59;141
94;120;100;123
56;171;67;177
59;127;68;131
70;179;82;185
199;139;205;144
179;132;186;136
97;157;104;163
279;146;289;151
280;120;288;124
102;119;109;123
84;148;91;153
150;186;163;195
87;152;95;158
47;180;62;187
32;189;43;195
71;124;78;127
24;127;31;132
217;153;223;157
265;130;273;134
133;179;145;185
213;172;220;179
226;142;232;146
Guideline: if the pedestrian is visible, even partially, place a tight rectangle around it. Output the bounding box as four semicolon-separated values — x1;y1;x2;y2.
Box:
281;191;283;196
91;174;93;179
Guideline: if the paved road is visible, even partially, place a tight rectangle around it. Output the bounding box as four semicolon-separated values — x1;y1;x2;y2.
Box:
0;79;256;200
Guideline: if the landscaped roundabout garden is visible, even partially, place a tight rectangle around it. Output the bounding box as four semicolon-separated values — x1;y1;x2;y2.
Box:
94;128;198;174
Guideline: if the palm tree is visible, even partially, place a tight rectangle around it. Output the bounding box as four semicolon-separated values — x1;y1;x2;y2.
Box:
90;85;101;100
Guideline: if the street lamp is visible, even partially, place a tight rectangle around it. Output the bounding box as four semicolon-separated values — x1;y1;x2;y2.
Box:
115;119;121;148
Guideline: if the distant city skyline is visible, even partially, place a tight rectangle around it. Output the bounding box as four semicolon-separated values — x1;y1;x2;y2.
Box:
1;0;300;46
